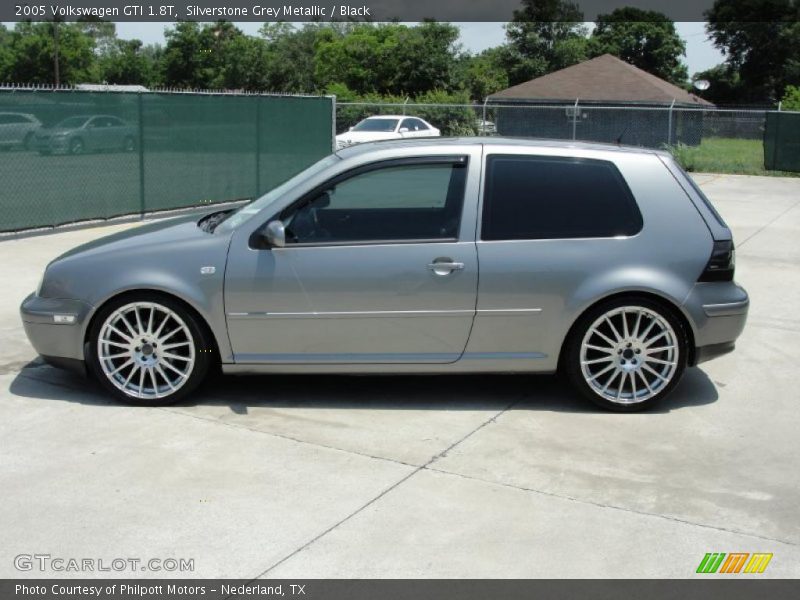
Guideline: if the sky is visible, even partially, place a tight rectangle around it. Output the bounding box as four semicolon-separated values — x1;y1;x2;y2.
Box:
112;21;725;76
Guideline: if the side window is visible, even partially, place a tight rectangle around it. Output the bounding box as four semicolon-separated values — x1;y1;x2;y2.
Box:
400;118;416;131
481;155;643;241
282;160;468;244
411;119;429;130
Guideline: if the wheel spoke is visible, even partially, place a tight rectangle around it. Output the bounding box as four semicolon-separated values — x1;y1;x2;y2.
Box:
155;364;176;390
101;352;130;360
632;311;643;339
107;324;133;343
146;307;155;335
161;352;191;362
582;356;614;365
134;306;145;337
123;365;139;388
160;341;191;351
604;316;623;342
642;363;669;382
590;328;617;347
646;346;674;354
118;313;138;338
161;359;187;378
148;368;159;396
645;357;675;366
622;310;630;339
588;363;616;381
109;359;134;376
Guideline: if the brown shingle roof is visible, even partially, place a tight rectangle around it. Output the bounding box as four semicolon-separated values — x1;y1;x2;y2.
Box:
489;54;712;106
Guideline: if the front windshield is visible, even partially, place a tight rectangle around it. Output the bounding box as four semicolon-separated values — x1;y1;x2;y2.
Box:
215;154;340;233
54;116;89;128
352;118;399;132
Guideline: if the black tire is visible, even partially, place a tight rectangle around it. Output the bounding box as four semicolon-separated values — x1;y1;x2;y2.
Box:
69;137;84;155
86;292;215;406
563;296;688;412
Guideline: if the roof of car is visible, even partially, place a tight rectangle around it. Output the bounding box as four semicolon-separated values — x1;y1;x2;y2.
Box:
335;136;672;158
363;115;416;119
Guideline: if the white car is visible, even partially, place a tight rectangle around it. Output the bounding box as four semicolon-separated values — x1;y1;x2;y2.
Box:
336;115;440;148
0;112;41;149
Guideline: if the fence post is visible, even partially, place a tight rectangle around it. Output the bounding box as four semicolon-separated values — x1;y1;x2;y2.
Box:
572;98;579;140
667;99;675;145
482;98;488;135
778;101;782;112
137;92;145;219
331;94;337;152
255;96;261;197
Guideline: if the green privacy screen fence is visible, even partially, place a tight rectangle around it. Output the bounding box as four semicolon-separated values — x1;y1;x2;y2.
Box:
0;89;334;232
764;111;800;172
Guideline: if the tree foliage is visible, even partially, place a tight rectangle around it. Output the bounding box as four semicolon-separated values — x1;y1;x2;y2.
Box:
706;0;800;102
589;8;688;84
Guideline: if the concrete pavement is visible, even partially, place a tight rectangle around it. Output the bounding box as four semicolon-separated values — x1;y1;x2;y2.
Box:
1;173;799;578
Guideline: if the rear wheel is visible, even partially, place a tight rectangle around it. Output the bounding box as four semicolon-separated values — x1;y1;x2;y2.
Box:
87;294;213;405
564;297;688;412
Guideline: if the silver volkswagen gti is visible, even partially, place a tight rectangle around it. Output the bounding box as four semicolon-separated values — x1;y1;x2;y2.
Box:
20;138;749;411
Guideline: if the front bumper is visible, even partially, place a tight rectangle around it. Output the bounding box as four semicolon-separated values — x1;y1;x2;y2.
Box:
20;293;93;366
682;282;749;366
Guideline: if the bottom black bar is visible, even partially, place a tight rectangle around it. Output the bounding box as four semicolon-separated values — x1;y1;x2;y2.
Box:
2;580;799;600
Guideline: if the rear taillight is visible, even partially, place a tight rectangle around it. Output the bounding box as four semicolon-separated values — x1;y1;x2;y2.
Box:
699;240;735;282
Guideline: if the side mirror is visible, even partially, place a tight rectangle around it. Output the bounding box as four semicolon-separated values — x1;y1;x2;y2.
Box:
398;127;409;133
263;220;286;248
348;126;354;131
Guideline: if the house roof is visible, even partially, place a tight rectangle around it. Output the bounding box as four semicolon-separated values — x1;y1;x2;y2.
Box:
489;54;712;106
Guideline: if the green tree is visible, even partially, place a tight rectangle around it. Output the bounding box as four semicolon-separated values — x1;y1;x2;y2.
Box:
5;21;97;84
97;38;155;85
706;0;800;102
460;47;510;101
314;22;462;96
0;24;14;80
504;0;587;84
691;64;744;105
589;8;688;84
781;85;800;111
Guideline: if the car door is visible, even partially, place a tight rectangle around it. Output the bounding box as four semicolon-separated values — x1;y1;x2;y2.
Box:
224;153;481;364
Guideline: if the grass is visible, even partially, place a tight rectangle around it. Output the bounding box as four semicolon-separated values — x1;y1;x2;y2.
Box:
668;137;799;177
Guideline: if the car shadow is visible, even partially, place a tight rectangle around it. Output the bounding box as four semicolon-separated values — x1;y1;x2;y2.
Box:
9;360;718;415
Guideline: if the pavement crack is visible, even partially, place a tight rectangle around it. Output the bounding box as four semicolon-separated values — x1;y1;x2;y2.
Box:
246;395;523;581
425;466;799;548
737;196;800;248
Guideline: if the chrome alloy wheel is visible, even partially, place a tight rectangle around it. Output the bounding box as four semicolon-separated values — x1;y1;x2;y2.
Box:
579;306;679;405
97;302;195;400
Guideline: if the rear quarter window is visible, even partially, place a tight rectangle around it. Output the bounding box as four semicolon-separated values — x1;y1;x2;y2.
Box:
481;155;643;240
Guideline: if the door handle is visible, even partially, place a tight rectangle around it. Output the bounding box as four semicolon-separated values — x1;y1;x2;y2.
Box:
427;260;465;274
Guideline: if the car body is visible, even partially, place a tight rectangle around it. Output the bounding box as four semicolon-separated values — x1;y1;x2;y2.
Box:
21;138;748;411
475;119;497;135
33;115;136;155
0;112;41;149
336;115;440;149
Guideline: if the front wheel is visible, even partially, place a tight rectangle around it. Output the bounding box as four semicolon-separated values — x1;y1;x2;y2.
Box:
87;294;214;405
564;297;688;412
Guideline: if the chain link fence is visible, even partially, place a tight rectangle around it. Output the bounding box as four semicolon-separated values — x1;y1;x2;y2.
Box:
336;101;778;145
0;87;334;233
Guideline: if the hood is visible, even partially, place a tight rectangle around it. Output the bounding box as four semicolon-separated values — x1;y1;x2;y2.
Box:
336;131;400;145
53;213;211;264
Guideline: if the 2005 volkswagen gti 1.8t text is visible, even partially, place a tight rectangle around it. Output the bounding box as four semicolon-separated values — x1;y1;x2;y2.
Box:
21;138;749;411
